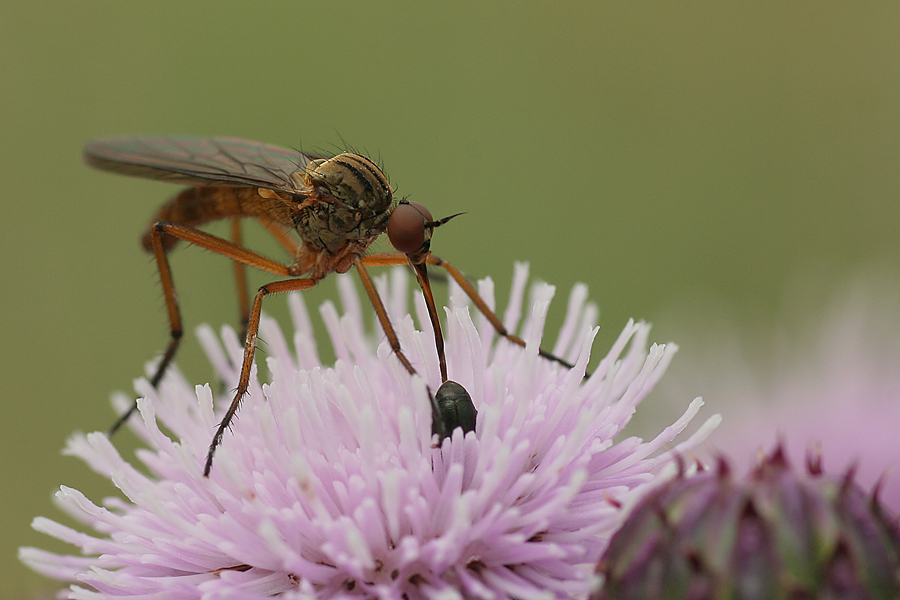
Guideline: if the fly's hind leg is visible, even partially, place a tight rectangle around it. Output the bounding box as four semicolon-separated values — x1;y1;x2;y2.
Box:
107;223;186;435
109;220;297;438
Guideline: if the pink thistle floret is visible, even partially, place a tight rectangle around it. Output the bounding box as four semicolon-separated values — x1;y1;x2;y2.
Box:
21;264;717;599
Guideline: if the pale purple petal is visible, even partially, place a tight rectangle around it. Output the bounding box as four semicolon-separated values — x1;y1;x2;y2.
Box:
22;265;713;599
662;274;900;510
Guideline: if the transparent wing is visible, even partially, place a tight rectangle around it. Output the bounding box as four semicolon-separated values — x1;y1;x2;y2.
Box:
83;136;315;192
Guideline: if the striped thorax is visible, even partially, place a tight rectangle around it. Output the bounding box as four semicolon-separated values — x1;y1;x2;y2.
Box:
291;153;394;262
300;153;393;212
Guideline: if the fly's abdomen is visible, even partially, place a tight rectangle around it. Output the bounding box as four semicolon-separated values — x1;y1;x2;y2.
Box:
141;187;293;251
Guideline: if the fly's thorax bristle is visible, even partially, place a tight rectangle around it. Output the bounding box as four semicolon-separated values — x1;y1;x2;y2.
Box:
303;153;393;213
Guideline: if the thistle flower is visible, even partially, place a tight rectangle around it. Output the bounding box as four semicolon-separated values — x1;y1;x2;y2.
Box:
592;447;900;600
20;264;717;599
661;274;900;511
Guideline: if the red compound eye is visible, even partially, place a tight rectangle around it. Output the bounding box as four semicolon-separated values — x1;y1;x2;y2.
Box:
388;201;433;254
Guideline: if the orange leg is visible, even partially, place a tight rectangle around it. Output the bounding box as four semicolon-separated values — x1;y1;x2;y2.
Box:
109;221;297;436
353;257;447;439
258;217;304;258
204;276;318;476
354;257;418;377
363;253;579;371
409;260;448;382
360;254;449;382
235;217;306;335
116;221;461;475
205;255;453;474
231;218;251;335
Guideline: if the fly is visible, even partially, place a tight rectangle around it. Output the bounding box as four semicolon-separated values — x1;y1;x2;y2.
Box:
83;136;577;475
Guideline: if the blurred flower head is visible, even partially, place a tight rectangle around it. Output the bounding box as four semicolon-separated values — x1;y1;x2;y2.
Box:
593;447;900;600
21;264;715;599
661;271;900;511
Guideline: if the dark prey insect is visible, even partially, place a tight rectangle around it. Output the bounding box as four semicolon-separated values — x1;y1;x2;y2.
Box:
83;136;578;476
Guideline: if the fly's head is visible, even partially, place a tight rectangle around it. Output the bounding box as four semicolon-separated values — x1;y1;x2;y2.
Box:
388;200;464;265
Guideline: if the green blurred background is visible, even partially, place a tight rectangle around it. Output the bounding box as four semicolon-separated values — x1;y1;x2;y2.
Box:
2;2;899;596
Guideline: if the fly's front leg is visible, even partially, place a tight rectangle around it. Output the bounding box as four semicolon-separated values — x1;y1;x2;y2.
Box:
360;253;449;382
353;257;420;379
363;252;583;373
425;255;582;372
409;260;448;383
353;257;450;441
204;276;317;476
